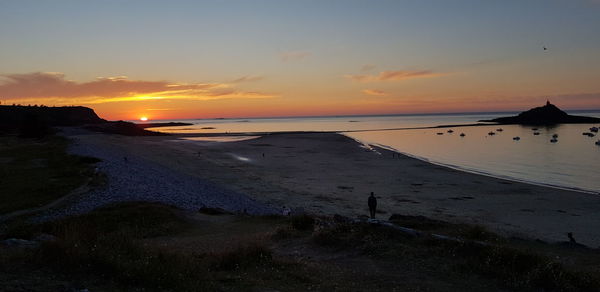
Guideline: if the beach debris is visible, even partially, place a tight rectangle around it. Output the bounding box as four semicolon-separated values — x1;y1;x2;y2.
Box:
513;136;521;141
460;133;466;137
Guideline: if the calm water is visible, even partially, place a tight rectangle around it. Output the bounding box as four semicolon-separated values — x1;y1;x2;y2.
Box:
146;111;600;193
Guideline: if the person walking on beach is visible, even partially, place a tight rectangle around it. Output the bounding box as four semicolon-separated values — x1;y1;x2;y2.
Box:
368;192;377;219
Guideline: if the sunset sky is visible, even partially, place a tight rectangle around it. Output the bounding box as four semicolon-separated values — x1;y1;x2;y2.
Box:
1;0;599;120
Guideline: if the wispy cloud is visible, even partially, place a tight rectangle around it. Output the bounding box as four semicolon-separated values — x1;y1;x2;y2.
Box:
231;75;264;83
145;108;178;111
362;89;387;96
360;64;376;72
280;51;311;62
0;72;276;105
345;70;444;83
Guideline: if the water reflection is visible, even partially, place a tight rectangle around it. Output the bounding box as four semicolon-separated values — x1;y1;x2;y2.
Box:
346;124;600;193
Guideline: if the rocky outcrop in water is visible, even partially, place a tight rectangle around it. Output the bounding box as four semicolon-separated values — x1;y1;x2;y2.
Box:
480;102;600;125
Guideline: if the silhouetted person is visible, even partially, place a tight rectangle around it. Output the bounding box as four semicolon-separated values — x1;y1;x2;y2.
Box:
368;192;377;219
568;232;577;244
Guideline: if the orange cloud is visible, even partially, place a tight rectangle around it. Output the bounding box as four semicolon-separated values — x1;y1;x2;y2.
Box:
280;51;311;62
345;70;444;82
0;72;276;105
362;89;387;96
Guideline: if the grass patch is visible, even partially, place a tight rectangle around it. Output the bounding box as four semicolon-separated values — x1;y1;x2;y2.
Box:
312;219;600;291
2;203;323;291
0;135;96;214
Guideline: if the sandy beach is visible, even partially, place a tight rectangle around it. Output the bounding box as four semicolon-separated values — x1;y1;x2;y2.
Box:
61;129;600;247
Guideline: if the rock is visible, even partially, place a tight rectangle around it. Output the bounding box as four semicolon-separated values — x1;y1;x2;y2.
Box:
480;101;600;125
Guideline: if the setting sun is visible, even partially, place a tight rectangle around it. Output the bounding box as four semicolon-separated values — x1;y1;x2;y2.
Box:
140;116;148;121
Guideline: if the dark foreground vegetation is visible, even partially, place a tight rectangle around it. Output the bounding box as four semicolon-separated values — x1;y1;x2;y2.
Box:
2;200;600;291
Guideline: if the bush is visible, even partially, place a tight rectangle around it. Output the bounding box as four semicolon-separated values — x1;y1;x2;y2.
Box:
290;215;315;231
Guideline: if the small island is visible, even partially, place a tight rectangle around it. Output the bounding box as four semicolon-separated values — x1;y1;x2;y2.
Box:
480;101;600;125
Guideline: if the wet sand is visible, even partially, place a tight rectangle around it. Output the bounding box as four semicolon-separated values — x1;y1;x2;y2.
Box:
70;131;600;246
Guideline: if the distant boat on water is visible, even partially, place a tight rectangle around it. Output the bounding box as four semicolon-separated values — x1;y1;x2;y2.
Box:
591;127;599;133
437;132;444;135
533;132;540;135
488;131;496;136
583;132;595;137
532;128;539;131
447;129;454;133
596;140;600;146
552;134;558;138
513;137;521;141
496;128;503;131
460;133;465;137
550;138;558;143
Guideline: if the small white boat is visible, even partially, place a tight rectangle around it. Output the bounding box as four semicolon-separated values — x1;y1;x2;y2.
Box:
459;133;465;137
590;127;599;133
550;138;558;143
513;136;521;141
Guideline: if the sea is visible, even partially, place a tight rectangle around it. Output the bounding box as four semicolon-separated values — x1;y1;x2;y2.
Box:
141;111;600;194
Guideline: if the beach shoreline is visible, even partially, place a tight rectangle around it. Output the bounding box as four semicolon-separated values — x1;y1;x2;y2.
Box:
54;128;600;246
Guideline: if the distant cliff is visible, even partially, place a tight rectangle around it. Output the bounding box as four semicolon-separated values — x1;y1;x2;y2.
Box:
0;105;168;136
0;105;106;126
480;102;600;125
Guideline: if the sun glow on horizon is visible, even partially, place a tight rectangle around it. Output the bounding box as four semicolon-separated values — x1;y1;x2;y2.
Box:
140;116;148;121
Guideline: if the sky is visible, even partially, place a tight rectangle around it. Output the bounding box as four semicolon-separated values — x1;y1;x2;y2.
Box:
1;0;599;120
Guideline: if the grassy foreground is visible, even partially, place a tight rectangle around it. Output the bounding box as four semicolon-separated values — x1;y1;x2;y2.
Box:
2;202;600;291
0;135;98;215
